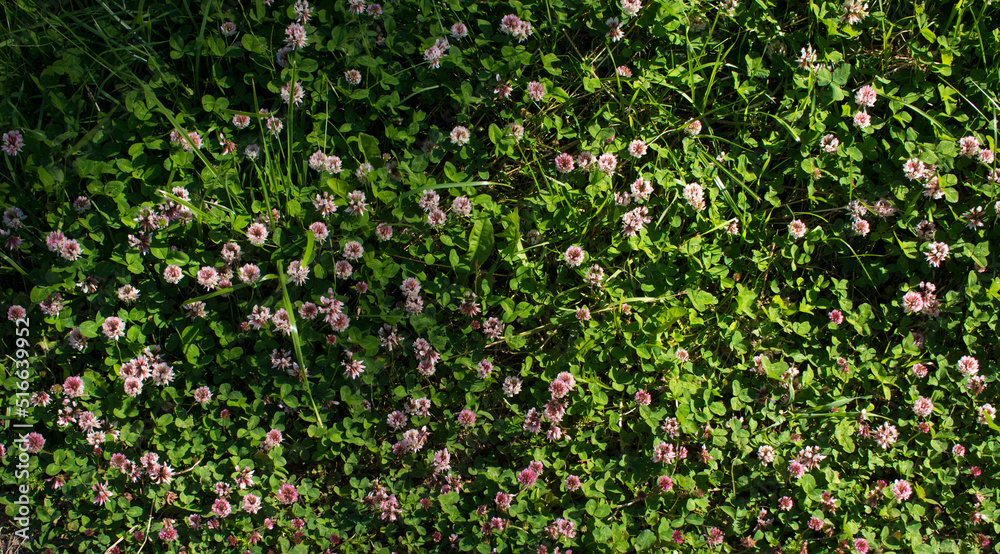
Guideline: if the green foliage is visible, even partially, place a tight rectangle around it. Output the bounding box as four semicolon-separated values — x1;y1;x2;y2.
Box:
1;0;999;553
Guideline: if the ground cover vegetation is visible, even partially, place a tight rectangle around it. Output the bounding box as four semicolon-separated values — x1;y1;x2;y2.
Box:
1;0;999;552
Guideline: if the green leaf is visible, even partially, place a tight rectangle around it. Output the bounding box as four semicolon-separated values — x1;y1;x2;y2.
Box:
985;411;1000;432
835;419;855;453
303;229;316;266
633;529;655;551
687;289;718;312
358;133;380;162
736;284;757;316
799;473;816;495
467;218;494;267
37;166;55;188
831;64;851;86
202;94;217;113
439;491;460;517
241;34;267;55
78;321;99;338
488;123;503;145
287;199;303;218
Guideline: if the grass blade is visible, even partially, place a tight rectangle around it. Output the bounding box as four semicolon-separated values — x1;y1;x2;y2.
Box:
276;261;324;428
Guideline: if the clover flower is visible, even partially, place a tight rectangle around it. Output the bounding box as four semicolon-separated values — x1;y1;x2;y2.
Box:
286;261;309;285
855;85;877;107
788;219;807;239
293;0;313;23
842;0;869;24
606;17;623;41
554;153;575;173
658;475;674;492
853;110;871;128
239;264;261;284
7;305;25;322
628;139;647;158
281;81;305;106
959;136;980;158
285;23;307;49
196;266;219;290
913;397;934;418
820;134;839;153
343;69;362;86
797;45;817;70
873;422;898;449
246;223;268;245
277;483;299;505
635;390;651;406
527;81;545;102
63;376;85;398
2;130;24;156
683;183;706;211
902;158;926;181
423;44;445;69
546;518;577;541
450;126;470;146
477;359;494;378
962;206;985;229
597;152;618;175
621;0;642;16
343;240;364;261
304;222;328;244
902;291;924;314
92;481;113;506
193;386;212;405
242;494;262;514
503;376;522;397
266;116;283;136
564;245;585;267
924;242;949;267
452;196;472;216
102;317;126;341
705;527;724;547
457;409;477;427
212;498;232;518
517;467;537;486
244;144;260;160
263;429;283;450
499;14;533;41
958;356;979;377
890;479;912;502
757;445;775;465
585;264;605;287
343;359;365;379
